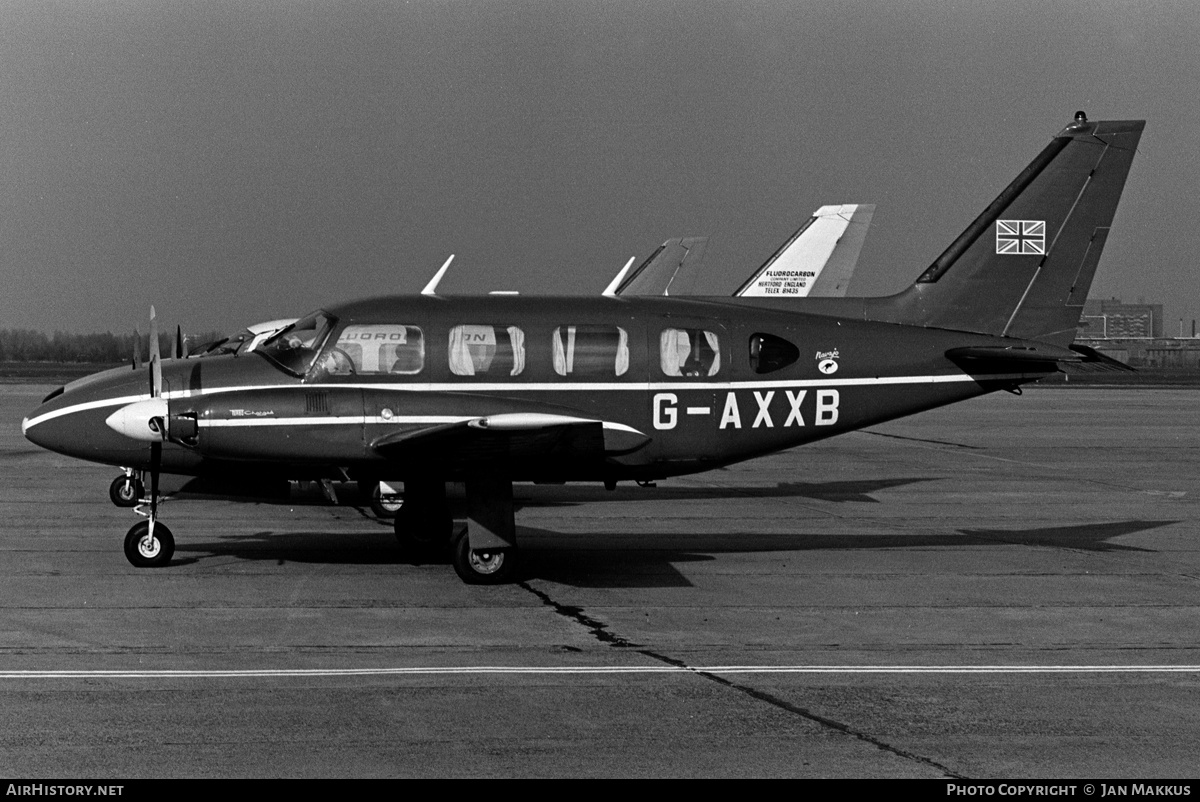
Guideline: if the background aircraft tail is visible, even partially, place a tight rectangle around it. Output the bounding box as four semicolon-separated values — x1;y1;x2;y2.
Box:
877;116;1144;346
613;237;709;296
736;204;874;298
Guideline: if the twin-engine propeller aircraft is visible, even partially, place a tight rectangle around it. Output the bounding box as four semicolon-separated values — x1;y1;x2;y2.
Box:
23;114;1143;584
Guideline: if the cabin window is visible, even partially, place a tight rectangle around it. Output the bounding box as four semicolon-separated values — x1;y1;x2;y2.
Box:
256;310;336;377
749;332;799;374
660;329;720;377
324;324;425;375
448;325;526;376
552;325;629;377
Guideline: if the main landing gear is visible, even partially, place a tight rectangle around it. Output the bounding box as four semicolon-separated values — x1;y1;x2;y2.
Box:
392;476;520;584
392;478;453;560
450;528;514;585
369;480;405;519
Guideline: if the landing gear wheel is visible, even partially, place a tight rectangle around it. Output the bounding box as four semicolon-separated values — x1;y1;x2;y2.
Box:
393;501;452;560
123;521;175;568
370;484;405;518
109;475;143;508
451;528;517;585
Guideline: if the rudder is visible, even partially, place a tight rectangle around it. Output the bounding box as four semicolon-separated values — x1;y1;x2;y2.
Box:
884;116;1144;346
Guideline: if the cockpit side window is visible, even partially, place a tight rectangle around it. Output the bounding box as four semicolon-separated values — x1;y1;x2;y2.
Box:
256;311;336;377
320;324;425;376
449;325;526;376
749;332;799;374
660;329;720;377
552;325;629;377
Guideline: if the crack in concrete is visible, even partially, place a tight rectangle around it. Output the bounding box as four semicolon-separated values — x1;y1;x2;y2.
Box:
519;579;966;779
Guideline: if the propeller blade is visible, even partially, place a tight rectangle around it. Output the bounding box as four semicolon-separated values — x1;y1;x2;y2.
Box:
148;306;162;398
174;325;184;360
132;327;142;371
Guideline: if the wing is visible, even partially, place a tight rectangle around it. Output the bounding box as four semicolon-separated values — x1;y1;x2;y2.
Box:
371;411;651;470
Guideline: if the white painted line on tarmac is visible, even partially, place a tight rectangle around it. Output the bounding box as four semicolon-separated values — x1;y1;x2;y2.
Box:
3;665;1200;679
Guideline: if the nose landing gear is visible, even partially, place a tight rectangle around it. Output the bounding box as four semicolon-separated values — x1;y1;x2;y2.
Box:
123;519;175;568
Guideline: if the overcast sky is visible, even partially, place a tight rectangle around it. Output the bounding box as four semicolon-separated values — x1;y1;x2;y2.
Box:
2;0;1196;335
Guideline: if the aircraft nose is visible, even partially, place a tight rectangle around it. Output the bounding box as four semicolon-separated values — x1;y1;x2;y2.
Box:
22;399;71;453
23;384;149;464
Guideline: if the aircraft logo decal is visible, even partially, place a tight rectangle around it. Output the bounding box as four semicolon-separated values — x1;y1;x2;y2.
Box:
995;220;1045;255
816;350;840;375
230;409;274;418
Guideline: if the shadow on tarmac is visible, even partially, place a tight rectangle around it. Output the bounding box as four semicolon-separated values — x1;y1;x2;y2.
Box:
169;518;1176;588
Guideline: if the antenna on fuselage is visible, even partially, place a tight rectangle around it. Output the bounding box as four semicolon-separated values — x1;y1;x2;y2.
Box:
602;256;636;298
421;254;456;296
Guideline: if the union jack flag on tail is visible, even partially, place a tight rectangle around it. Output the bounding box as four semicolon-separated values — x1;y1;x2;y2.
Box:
995;219;1045;255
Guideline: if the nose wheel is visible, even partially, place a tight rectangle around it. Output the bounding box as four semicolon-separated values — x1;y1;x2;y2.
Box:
123;520;174;567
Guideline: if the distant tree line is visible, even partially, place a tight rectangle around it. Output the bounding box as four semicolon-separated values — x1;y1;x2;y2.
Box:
0;329;223;363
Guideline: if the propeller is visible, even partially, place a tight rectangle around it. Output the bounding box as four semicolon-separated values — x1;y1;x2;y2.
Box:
110;306;182;562
174;325;185;360
146;307;164;528
149;306;162;398
108;308;167;440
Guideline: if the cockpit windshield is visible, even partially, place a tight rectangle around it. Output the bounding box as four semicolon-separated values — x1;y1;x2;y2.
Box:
255;310;336;377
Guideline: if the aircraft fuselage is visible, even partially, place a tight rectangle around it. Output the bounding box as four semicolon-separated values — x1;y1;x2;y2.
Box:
23;294;1051;486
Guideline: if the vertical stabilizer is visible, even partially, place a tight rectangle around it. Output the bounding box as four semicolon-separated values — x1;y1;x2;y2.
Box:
615;237;709;296
736;204;873;298
882;117;1144;345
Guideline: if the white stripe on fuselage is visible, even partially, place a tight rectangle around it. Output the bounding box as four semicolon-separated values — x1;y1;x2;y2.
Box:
198;416;644;434
22;372;1020;433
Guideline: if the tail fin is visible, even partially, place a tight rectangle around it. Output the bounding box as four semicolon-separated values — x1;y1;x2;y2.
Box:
736;204;874;298
883;116;1144;346
614;237;709;296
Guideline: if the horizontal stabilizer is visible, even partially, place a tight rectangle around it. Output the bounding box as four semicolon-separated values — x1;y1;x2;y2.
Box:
945;343;1081;365
1066;343;1137;372
945;341;1134;374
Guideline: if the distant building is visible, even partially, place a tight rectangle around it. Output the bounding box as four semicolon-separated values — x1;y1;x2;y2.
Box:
1078;297;1163;339
1075;297;1200;369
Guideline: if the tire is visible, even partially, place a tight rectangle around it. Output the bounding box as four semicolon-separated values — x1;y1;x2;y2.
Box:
370;484;405;518
123;521;175;568
451;528;517;585
109;475;142;508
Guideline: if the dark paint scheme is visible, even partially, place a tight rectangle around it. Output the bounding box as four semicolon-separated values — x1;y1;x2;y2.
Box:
25;295;1050;485
20;116;1145;582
